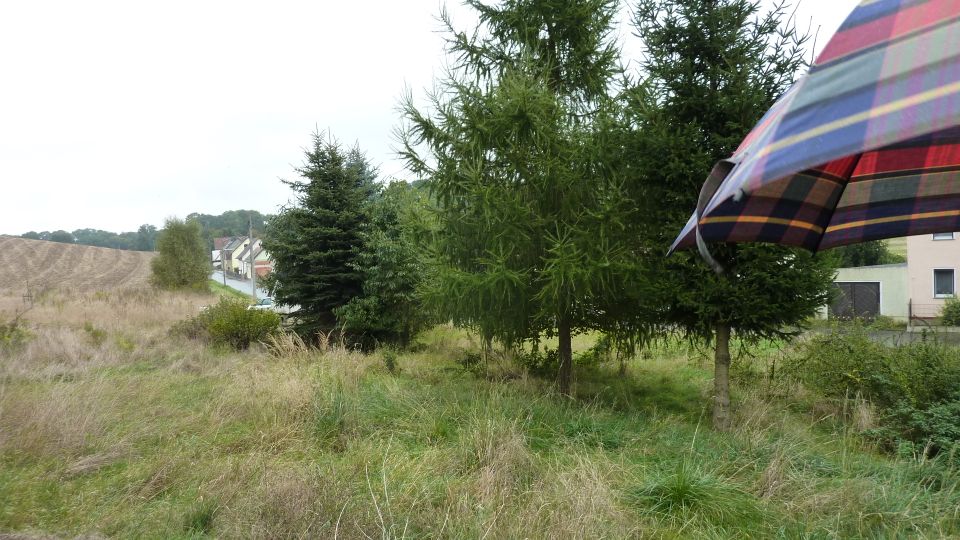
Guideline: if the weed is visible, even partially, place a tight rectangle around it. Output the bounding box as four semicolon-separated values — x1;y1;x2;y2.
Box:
628;460;766;532
83;322;108;347
183;498;218;536
0;316;31;352
382;348;400;374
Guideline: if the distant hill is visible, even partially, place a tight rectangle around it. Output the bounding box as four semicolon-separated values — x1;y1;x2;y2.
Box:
0;236;155;292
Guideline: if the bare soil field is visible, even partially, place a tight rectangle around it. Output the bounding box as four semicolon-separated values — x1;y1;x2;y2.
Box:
0;235;154;293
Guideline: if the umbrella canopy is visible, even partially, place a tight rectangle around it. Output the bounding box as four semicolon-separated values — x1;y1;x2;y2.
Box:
670;0;960;255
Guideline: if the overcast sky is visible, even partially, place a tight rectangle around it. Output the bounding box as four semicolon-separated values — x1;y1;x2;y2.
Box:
0;0;858;234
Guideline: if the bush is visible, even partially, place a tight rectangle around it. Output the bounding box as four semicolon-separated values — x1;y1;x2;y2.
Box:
786;327;895;404
170;316;208;341
869;315;906;331
941;298;960;326
787;327;960;459
869;395;960;461
516;347;561;377
0;316;31;352
151;217;210;292
172;298;281;350
83;322;107;347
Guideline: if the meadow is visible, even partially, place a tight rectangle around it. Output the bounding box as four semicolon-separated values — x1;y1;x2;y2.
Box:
2;286;959;539
0;236;154;293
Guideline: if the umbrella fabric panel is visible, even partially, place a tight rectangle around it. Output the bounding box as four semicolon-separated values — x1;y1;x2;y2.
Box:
714;7;960;207
671;0;960;254
672;125;960;252
821;126;960;248
671;157;857;252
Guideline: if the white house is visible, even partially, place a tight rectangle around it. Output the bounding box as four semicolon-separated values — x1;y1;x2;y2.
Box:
906;232;960;319
827;232;960;322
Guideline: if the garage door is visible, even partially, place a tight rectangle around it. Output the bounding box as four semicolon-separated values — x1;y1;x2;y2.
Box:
830;282;880;320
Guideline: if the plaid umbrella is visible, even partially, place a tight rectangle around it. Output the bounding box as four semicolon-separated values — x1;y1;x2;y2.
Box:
670;0;960;259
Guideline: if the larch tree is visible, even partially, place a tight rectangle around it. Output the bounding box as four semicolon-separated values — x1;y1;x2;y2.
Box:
627;0;836;430
400;0;637;394
261;132;378;338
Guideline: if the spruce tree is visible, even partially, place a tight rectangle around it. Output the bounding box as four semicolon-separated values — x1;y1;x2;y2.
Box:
627;0;835;429
401;0;634;394
151;217;209;291
334;181;434;348
262;132;378;337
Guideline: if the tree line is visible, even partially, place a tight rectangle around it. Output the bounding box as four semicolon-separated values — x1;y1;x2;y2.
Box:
20;226;159;252
18;210;270;253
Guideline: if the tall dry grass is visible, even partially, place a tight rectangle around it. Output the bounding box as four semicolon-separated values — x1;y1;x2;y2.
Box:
2;289;960;538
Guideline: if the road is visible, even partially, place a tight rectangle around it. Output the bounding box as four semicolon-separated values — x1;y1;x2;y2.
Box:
211;271;269;300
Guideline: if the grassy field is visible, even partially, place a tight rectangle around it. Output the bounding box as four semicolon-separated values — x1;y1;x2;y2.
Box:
2;289;959;539
209;280;252;300
0;236;154;293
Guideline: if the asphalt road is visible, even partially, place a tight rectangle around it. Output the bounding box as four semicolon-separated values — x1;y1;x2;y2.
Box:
210;271;269;300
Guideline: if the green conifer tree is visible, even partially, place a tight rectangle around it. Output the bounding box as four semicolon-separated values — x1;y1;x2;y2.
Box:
627;0;836;429
334;181;434;348
262;132;378;337
401;0;634;394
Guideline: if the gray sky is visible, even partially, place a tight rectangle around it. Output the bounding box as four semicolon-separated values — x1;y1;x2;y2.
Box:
0;0;857;234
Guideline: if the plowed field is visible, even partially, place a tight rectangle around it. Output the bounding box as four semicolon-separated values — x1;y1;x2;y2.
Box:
0;235;154;292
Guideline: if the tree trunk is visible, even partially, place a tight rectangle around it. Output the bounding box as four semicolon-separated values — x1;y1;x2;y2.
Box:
557;317;573;396
713;323;732;431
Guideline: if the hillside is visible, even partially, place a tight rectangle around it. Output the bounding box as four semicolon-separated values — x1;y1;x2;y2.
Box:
0;235;155;293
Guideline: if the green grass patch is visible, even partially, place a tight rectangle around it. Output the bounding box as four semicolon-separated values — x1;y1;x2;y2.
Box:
208;280;251;300
3;326;960;538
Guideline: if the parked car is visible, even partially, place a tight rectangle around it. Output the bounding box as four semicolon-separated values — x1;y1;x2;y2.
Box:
248;297;300;315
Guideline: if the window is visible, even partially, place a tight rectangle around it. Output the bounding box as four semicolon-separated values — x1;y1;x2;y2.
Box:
933;232;955;240
934;269;955;298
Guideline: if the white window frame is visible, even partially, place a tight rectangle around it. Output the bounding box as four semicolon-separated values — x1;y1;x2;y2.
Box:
933;232;955;240
933;268;956;298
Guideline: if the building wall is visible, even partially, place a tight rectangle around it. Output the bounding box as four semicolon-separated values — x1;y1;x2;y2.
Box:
907;233;960;318
832;263;909;320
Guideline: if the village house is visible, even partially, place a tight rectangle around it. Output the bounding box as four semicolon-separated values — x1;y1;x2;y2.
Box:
828;233;960;322
214;235;274;280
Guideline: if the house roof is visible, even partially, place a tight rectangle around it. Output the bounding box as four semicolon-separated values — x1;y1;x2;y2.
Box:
224;236;247;253
237;239;261;262
213;237;233;251
252;245;271;260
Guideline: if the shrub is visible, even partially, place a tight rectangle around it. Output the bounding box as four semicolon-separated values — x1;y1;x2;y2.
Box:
516;347;560;378
0;316;31;352
151;217;210;292
941;298;960;326
575;334;615;366
787;327;960;460
172;298;280;351
169;315;208;341
869;395;960;461
785;327;896;405
381;348;399;374
869;315;906;331
83;322;107;347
